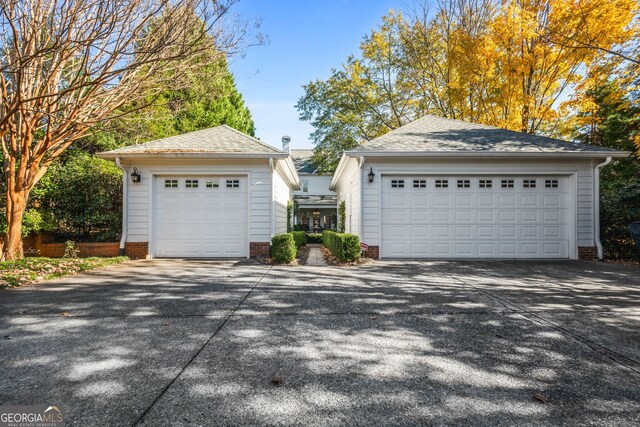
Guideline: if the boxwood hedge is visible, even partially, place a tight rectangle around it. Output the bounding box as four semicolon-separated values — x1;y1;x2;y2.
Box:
322;230;360;262
290;231;308;249
271;233;297;263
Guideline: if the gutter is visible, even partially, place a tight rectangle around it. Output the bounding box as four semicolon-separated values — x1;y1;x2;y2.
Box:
97;152;291;160
358;156;364;239
269;158;275;238
594;156;612;260
115;157;127;255
342;150;631;159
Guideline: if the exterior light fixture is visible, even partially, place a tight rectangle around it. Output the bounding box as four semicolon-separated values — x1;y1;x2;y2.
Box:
368;167;375;183
130;168;141;183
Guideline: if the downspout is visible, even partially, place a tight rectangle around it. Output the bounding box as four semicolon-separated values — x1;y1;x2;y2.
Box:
358;156;365;239
269;158;275;238
594;156;612;260
115;157;128;256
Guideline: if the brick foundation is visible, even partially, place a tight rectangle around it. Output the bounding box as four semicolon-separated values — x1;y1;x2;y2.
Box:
23;237;121;258
124;242;149;259
364;245;380;260
250;242;270;258
578;246;598;260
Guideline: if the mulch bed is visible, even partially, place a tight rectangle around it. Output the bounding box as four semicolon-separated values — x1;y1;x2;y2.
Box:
321;247;372;267
604;259;640;267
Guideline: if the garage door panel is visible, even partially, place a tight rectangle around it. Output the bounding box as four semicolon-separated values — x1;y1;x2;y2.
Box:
499;195;516;206
455;243;473;255
477;211;495;222
434;210;450;222
455;195;472;206
500;211;516;222
433;195;450;206
454;210;472;222
521;225;538;238
499;243;517;255
477;195;494;206
543;226;561;238
476;226;495;238
154;176;248;258
543;195;561;206
477;243;496;256
454;226;472;238
433;226;449;238
381;175;571;259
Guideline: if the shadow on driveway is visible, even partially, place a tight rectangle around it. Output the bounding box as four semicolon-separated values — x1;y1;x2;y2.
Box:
0;259;638;426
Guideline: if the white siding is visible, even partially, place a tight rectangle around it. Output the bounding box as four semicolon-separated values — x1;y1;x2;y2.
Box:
350;158;597;251
273;166;291;235
295;174;334;196
122;158;273;244
334;157;360;236
576;166;594;247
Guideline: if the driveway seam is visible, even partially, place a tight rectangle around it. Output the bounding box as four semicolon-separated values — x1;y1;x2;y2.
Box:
424;262;640;375
130;265;273;426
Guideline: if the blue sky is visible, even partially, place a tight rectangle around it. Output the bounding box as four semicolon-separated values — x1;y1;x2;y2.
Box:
228;0;404;149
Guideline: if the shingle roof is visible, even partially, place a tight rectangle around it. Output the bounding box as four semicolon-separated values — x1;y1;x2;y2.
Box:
99;125;282;156
291;149;318;174
353;115;622;154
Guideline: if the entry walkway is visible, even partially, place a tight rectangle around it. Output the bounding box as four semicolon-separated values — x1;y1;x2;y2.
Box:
304;244;327;266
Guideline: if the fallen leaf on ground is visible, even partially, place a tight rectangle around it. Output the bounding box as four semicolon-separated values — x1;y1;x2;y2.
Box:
533;394;548;403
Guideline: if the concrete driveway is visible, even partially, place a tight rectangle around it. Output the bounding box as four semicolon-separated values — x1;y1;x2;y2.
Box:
0;259;638;426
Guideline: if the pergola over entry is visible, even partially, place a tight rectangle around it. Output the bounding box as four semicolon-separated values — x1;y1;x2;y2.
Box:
294;195;337;233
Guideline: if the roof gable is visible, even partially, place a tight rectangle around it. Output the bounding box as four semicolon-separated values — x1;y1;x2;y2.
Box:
353;115;622;154
99;125;282;157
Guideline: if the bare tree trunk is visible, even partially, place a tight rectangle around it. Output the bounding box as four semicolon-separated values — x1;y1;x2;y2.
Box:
3;188;27;260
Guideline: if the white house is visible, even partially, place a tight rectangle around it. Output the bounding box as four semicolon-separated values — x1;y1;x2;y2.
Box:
330;115;629;260
99;125;300;259
289;146;337;232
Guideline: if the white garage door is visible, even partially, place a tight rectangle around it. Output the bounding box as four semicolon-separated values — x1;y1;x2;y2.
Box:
381;175;571;259
154;176;248;258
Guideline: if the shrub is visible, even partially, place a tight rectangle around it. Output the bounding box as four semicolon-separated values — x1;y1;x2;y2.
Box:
338;201;346;233
45;152;122;241
322;230;360;262
601;180;640;260
271;233;297;263
307;233;322;244
291;231;308;248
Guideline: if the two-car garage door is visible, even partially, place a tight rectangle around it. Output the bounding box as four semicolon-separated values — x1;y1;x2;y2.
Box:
381;175;572;259
154;176;247;258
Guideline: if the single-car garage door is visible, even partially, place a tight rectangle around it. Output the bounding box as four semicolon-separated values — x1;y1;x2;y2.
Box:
381;175;572;258
154;176;248;257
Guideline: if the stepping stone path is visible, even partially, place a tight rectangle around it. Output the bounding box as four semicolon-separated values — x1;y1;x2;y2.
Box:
305;244;327;266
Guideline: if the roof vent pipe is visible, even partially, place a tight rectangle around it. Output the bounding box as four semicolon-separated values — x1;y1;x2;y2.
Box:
282;136;291;153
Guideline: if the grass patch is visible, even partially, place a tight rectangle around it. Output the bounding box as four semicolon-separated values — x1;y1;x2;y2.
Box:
0;256;129;288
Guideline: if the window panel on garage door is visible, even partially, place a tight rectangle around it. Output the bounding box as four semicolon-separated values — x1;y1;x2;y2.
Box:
381;176;570;258
154;176;248;258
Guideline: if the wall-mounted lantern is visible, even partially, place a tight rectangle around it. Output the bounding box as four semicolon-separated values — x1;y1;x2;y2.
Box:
367;167;375;183
130;168;141;183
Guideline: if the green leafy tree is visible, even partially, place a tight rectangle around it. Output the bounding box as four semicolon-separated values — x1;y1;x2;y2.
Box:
298;1;639;172
34;21;257;245
44;153;123;241
572;81;640;259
